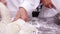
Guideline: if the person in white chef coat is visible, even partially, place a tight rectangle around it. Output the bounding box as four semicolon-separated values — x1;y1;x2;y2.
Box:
0;0;56;22
0;0;40;22
0;0;40;34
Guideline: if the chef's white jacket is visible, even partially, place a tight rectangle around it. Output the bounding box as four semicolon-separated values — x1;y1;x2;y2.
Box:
6;0;40;17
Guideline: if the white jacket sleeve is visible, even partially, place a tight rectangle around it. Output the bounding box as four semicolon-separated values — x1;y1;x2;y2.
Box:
19;0;40;12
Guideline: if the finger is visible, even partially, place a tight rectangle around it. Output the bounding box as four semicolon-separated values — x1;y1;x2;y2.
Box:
50;3;56;9
46;2;53;8
44;3;50;8
48;3;52;8
45;3;56;9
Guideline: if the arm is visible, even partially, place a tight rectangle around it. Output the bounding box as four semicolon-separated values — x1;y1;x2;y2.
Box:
14;7;29;22
40;0;56;9
13;0;40;22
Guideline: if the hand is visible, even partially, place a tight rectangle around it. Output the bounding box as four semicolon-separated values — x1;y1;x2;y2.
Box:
13;7;29;22
0;0;7;5
40;0;56;9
